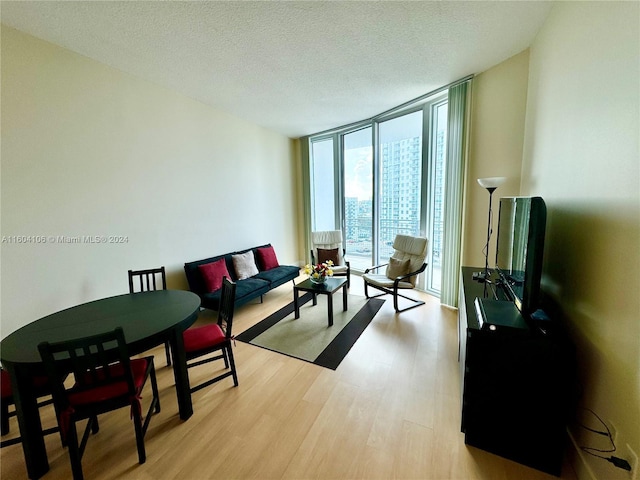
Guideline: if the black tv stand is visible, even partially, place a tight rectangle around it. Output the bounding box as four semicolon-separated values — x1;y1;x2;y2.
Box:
458;267;574;476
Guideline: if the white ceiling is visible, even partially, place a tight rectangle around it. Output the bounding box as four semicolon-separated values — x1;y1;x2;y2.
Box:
0;1;553;138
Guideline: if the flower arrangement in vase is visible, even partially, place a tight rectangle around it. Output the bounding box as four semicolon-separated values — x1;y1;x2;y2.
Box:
304;260;334;284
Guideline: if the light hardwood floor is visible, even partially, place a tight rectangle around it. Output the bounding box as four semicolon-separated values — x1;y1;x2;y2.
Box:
1;275;578;480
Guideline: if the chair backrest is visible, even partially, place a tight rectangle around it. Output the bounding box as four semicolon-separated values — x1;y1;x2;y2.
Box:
311;230;345;265
128;267;167;293
217;277;237;339
38;328;136;411
391;234;429;286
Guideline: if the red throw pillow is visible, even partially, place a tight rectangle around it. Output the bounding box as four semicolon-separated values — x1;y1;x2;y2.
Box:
198;259;230;292
257;246;279;271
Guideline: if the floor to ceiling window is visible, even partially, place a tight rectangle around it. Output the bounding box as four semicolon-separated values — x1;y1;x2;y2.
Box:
308;92;448;297
343;127;373;271
425;99;448;292
378;111;423;265
310;137;336;232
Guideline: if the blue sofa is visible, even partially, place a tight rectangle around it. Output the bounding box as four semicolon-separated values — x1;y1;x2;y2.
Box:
184;244;300;311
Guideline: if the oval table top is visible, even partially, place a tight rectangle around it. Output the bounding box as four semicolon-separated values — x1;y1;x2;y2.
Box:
1;289;201;365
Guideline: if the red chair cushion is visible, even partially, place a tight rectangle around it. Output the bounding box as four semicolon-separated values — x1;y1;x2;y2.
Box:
199;259;231;293
183;324;226;353
69;359;148;407
1;370;50;400
1;370;12;399
257;246;279;271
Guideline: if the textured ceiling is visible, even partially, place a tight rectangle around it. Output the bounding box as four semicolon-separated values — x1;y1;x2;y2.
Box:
0;1;553;138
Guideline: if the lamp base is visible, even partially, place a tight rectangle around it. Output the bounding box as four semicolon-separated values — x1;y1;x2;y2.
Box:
472;271;492;284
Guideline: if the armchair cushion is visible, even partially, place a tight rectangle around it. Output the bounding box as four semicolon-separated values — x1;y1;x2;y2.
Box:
317;248;340;266
386;257;410;279
199;259;230;293
362;273;415;290
311;230;345;265
232;251;259;280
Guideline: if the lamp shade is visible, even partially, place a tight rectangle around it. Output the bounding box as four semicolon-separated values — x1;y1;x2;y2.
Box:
477;177;507;189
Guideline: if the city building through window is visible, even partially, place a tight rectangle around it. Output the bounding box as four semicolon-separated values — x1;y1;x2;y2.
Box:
309;92;447;296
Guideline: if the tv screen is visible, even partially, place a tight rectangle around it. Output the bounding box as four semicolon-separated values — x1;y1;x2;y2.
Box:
495;196;546;314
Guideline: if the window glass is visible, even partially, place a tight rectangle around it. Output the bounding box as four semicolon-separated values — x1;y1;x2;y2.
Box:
310;138;335;231
378;111;423;265
343;127;372;270
308;95;448;296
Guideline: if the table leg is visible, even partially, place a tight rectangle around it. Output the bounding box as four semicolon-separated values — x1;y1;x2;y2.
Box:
294;288;300;319
343;283;348;311
169;324;193;420
7;364;49;479
327;293;334;327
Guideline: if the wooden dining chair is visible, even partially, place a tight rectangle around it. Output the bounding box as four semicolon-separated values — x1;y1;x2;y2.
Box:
128;266;172;366
38;327;160;480
0;368;60;448
183;277;238;393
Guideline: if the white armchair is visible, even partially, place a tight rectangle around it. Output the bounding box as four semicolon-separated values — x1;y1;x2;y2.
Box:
363;234;428;312
310;230;351;287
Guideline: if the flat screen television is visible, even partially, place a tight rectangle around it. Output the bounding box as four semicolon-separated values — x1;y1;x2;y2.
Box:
495;196;547;315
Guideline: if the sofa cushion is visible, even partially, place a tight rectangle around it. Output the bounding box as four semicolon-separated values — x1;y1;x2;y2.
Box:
200;277;270;310
254;265;300;286
184;254;230;293
232;251;259;280
257;245;279;271
199;259;230;292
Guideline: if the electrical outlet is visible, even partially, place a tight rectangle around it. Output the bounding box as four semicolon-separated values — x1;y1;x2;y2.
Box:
626;443;639;480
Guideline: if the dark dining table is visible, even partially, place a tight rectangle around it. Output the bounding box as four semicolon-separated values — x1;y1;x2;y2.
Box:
0;289;201;480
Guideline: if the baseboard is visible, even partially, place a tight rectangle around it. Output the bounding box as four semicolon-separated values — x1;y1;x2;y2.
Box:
567;428;598;480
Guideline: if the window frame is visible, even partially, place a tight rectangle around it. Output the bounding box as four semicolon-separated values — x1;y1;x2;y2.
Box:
307;89;454;297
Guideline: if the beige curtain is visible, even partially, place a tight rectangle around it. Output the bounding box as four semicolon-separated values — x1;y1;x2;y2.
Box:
440;79;472;307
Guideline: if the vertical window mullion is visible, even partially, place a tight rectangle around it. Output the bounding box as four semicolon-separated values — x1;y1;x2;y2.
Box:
372;122;380;265
333;133;342;231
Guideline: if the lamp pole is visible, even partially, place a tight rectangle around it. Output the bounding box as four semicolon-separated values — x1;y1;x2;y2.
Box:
475;177;506;284
483;186;497;280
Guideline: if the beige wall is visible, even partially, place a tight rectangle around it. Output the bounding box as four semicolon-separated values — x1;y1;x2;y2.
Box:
463;50;530;268
1;27;301;338
523;2;639;479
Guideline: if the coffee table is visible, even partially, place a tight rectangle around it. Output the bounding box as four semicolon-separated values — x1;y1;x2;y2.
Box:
293;277;348;326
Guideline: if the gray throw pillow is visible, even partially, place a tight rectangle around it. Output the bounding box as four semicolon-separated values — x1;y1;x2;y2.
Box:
232;251;259;280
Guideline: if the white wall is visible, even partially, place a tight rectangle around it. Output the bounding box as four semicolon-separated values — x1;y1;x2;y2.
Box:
1;26;300;338
523;3;639;479
464;49;530;268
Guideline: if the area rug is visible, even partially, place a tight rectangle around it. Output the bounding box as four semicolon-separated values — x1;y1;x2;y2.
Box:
235;293;385;370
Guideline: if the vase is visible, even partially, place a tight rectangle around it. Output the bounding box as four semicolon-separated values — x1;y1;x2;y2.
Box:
310;276;327;285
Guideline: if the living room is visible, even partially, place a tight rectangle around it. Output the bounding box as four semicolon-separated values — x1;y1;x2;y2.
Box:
1;2;638;480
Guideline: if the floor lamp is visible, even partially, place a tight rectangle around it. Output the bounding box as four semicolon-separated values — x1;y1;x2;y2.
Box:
474;176;506;283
